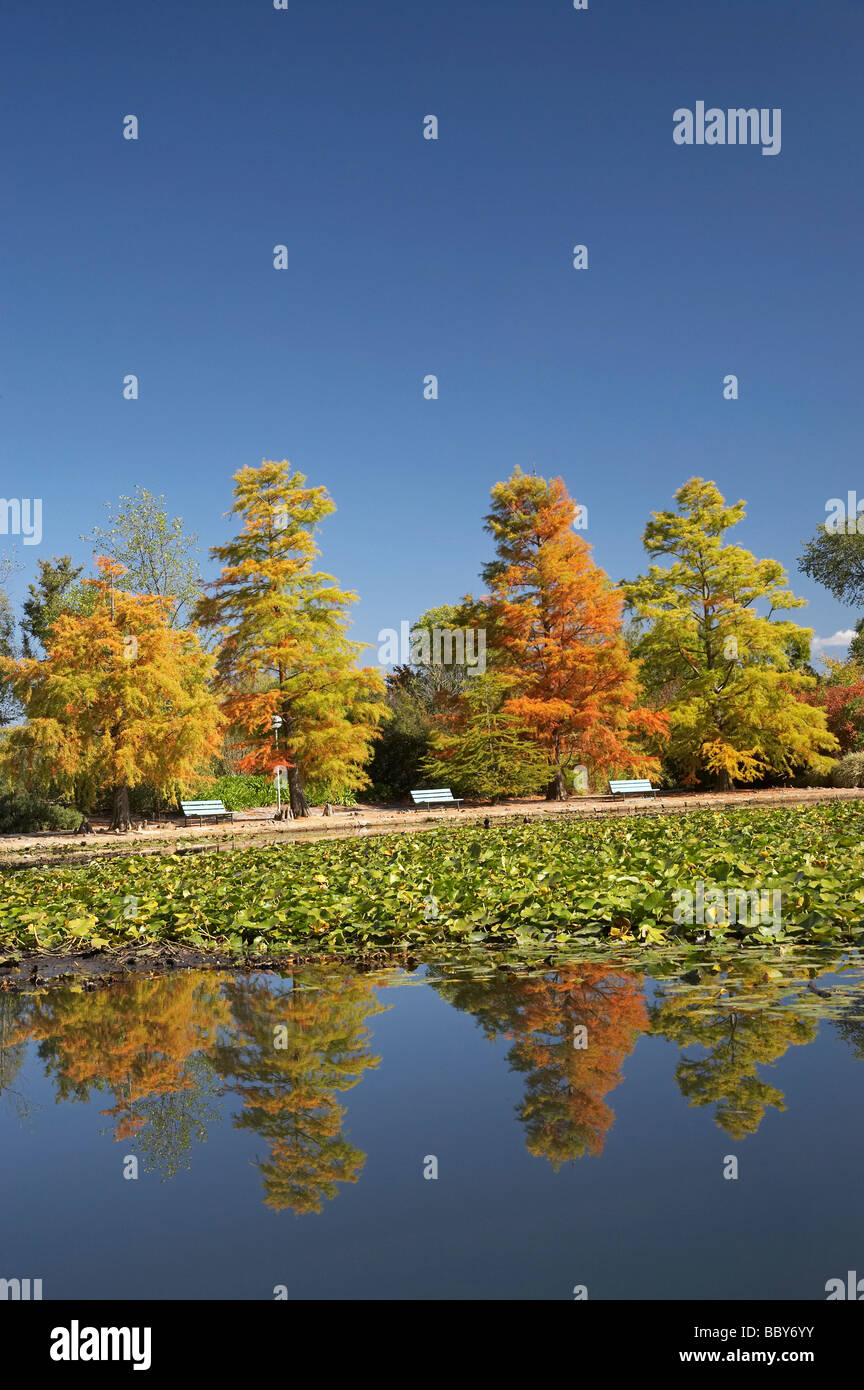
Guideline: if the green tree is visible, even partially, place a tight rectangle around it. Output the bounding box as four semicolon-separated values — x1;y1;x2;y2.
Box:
20;555;92;657
649;972;815;1138
625;479;837;787
365;667;434;800
82;487;203;628
420;673;550;800
798;525;864;662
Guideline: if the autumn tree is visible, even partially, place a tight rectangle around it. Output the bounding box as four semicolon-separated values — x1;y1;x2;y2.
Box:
212;971;384;1214
797;522;864;662
432;964;648;1165
625;479;837;788
0;557;223;829
195;461;388;817
798;657;864;755
482;466;667;798
11;974;229;1167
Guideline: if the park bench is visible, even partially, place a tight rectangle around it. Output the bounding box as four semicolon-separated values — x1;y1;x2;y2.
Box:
180;799;235;825
410;788;464;811
609;778;656;799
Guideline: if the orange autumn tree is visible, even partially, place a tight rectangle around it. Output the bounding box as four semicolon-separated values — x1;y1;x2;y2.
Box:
0;557;222;829
431;964;648;1165
12;974;229;1162
195;461;388;817
482;467;667;798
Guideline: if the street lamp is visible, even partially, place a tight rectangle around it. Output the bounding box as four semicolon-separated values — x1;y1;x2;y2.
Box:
271;715;285;815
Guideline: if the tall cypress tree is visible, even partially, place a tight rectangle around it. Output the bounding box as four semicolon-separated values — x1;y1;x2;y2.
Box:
195;461;388;817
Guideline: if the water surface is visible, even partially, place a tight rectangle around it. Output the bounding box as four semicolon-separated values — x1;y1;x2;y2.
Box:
2;953;863;1300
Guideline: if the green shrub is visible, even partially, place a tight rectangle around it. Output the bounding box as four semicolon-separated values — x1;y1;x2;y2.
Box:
792;767;836;789
187;774;278;810
831;753;864;788
0;793;84;835
304;780;358;807
186;773;360;811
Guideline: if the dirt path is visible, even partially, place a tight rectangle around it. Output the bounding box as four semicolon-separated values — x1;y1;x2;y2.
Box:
1;785;861;872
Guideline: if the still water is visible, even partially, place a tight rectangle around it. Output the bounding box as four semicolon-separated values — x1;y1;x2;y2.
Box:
2;953;864;1300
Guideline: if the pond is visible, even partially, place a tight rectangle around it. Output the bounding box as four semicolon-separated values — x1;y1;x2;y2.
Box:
2;952;864;1300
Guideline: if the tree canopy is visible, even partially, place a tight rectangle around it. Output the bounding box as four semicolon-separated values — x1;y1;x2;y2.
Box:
625;479;836;787
194;460;388;816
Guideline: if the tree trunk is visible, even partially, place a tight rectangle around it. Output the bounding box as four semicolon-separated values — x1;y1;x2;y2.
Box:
545;767;568;801
287;765;310;818
110;785;132;832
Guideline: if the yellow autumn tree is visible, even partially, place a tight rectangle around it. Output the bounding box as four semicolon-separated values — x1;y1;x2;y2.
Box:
0;556;223;829
195;461;388;817
625;480;837;787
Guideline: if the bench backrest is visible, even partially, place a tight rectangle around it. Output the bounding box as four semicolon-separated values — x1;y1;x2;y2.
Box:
609;779;653;794
181;800;228;813
411;788;456;803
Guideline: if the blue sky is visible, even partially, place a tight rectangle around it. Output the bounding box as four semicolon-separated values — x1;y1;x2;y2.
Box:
2;0;862;660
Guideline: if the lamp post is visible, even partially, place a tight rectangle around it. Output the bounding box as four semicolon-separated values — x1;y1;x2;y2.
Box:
271;715;284;816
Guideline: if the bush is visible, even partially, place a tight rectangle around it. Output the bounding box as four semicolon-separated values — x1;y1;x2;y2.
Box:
0;793;84;835
831;753;864;788
303;780;358;807
186;773;359;811
791;767;835;789
187;774;278;810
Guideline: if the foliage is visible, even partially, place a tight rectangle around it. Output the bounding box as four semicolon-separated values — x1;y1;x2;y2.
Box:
798;525;864;662
626;479;837;787
482;466;667;798
212;974;383;1212
189;773;279;810
20;556;94;657
194;461;388;817
799;658;864;755
420;673;550;799
830;752;864;788
0;791;84;834
10;975;228;1173
81;488;203;629
6;800;864;957
649;969;815;1138
187;772;359;810
432;964;647;1164
303;779;359;807
0;557;223;829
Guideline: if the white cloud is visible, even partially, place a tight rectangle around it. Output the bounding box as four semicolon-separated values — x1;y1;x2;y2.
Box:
811;629;856;656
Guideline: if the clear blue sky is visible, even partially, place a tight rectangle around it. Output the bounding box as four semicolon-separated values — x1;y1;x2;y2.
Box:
2;0;862;658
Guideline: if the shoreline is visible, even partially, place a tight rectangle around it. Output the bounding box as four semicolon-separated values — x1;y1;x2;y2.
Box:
1;784;861;871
